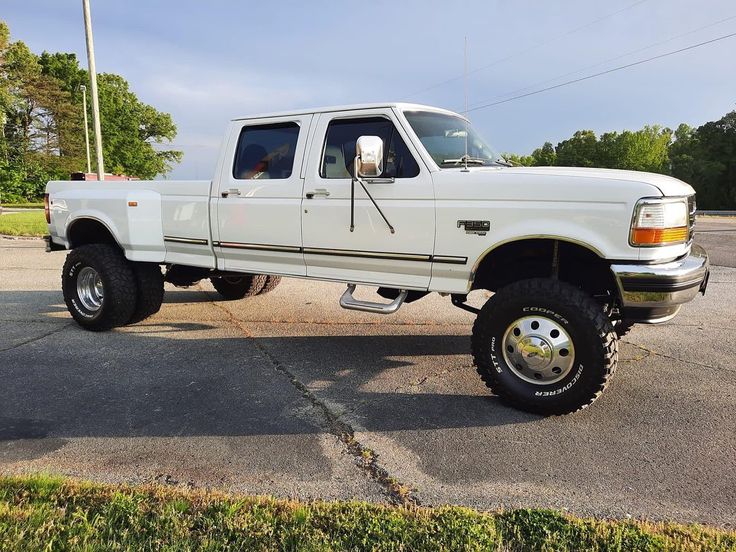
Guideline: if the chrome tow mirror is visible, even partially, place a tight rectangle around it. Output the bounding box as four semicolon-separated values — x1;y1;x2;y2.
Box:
350;135;394;234
355;135;383;178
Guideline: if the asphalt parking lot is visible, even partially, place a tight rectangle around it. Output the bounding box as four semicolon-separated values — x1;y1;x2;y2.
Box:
1;218;734;527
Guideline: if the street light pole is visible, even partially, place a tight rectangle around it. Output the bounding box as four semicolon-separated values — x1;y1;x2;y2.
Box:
82;0;105;180
80;84;92;174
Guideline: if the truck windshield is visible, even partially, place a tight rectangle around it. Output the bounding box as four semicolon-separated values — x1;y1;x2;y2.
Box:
403;111;504;168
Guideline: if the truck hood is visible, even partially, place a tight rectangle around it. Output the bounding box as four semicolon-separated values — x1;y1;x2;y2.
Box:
489;166;694;197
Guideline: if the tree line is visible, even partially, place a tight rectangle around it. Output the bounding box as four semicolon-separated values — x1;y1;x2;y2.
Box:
504;111;736;210
0;20;181;202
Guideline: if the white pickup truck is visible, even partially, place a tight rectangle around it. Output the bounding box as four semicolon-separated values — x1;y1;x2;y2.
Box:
45;102;709;415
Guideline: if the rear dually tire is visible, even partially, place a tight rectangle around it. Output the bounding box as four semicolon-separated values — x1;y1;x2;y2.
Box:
210;274;267;300
257;275;282;295
62;244;137;331
127;262;165;324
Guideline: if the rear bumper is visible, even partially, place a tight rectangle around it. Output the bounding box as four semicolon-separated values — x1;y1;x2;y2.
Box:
610;244;709;323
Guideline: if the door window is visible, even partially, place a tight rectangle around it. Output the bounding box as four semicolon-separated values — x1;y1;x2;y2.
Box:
320;117;419;179
233;122;300;180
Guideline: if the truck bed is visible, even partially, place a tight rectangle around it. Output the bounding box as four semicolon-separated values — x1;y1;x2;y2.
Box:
46;180;214;266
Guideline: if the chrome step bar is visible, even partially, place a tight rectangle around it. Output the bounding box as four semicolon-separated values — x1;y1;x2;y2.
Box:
339;284;408;314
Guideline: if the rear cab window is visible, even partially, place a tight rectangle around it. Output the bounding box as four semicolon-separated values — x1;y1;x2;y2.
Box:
233;122;300;180
320;117;420;179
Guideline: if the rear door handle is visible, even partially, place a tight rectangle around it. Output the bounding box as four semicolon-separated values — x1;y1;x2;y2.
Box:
221;188;241;198
305;188;330;199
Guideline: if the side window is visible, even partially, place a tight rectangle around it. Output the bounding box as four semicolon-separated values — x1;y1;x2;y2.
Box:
232;122;300;180
320;117;420;179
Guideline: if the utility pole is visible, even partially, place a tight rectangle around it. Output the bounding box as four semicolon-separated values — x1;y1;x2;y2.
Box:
82;0;105;180
80;84;92;174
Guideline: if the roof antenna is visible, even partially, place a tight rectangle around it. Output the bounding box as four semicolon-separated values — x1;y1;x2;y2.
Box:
462;35;470;173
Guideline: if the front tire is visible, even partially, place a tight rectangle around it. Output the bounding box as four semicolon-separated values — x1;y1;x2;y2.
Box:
62;244;137;331
210;274;266;300
614;319;636;338
471;278;618;415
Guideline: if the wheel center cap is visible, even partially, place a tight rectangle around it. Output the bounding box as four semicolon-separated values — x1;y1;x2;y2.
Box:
519;337;552;367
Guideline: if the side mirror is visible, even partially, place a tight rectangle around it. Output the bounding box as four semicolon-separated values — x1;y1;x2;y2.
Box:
355;135;383;178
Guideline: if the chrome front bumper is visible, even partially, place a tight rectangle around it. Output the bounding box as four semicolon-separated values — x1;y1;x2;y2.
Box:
610;244;709;323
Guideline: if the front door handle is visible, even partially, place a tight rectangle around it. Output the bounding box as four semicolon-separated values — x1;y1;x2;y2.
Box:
221;188;241;198
306;188;330;199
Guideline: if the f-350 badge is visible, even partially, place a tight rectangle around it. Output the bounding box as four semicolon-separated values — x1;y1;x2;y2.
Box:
457;220;490;236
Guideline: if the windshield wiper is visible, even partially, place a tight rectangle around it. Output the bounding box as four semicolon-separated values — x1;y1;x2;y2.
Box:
440;155;487;166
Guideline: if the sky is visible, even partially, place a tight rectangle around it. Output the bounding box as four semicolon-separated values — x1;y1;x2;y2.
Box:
2;0;735;179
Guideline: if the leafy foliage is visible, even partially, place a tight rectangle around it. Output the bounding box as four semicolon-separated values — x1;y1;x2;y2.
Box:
532;141;556;166
510;115;735;209
556;130;599;168
670;113;736;210
552;127;672;173
96;73;182;178
0;20;181;202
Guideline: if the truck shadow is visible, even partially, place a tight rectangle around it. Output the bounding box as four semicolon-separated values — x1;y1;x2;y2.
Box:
0;291;537;456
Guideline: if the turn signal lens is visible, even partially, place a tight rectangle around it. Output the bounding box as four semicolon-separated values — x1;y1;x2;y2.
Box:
631;226;688;245
44;193;51;224
630;198;689;246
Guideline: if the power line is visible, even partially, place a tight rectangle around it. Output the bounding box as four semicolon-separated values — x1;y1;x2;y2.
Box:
467;13;736;110
466;30;736;113
403;0;649;100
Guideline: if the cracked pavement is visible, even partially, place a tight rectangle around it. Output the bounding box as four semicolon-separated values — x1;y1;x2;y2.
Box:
1;218;734;527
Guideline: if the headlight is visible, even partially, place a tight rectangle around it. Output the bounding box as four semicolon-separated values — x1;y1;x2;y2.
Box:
630;198;689;247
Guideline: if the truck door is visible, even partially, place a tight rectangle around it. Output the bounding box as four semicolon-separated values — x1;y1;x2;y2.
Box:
214;115;312;276
301;108;435;289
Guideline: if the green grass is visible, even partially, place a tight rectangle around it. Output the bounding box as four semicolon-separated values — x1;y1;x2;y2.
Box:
0;475;733;551
0;202;44;209
0;210;47;236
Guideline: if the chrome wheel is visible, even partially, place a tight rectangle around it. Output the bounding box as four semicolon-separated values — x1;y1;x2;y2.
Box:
76;266;104;312
502;316;575;385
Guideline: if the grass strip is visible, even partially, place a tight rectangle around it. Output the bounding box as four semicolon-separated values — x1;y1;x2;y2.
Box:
0;475;733;551
0;210;47;236
0;202;45;209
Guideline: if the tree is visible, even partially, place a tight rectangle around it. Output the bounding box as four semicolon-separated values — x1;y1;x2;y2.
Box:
96;73;182;178
0;19;182;201
494;112;733;209
596;126;671;173
670;113;736;209
39;52;86;96
555;130;598;167
669;123;696;182
0;22;9;165
3;40;42;158
531;142;556;166
502;152;534;166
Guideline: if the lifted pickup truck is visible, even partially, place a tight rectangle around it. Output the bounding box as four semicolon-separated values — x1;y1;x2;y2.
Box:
45;102;709;415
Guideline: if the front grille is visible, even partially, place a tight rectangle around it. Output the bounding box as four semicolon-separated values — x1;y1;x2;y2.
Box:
688;194;696;242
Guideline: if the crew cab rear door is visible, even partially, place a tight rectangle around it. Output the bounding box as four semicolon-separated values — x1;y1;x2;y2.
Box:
213;115;312;276
301;108;435;289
